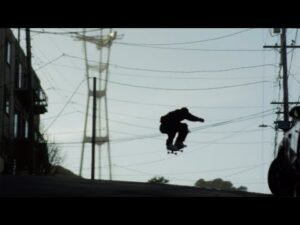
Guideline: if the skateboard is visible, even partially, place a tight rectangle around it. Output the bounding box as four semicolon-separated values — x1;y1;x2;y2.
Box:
167;146;186;155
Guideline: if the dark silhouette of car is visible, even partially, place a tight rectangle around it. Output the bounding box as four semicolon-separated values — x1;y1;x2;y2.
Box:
268;106;300;196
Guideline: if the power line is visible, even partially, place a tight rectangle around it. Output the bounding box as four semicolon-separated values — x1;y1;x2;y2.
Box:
114;162;271;176
51;124;274;174
41;111;82;121
191;109;275;132
223;161;270;178
108;71;274;80
51;139;272;146
23;28;102;35
100;78;271;91
42;89;275;144
115;29;252;46
75;164;268;184
105;118;157;130
75;162;269;186
43;79;86;133
107;110;275;124
181;119;274;159
49;130;273;148
288;29;298;79
76;110;159;131
103;116;275;167
48;127;263;137
35;53;65;71
45;109;275;148
51;77;272;94
106;97;269;109
50;62;275;80
83;105;274;135
64;53;278;74
114;42;272;52
30;41;84;124
111;142;273;159
49;59;277;81
31;41;74;96
76;107;275;134
31;39;78;91
51;88;274;109
111;64;277;74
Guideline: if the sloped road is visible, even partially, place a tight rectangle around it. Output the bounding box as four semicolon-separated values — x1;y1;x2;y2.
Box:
0;175;271;197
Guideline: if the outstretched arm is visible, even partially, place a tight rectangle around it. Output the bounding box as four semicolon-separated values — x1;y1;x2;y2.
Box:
197;117;205;122
185;113;205;122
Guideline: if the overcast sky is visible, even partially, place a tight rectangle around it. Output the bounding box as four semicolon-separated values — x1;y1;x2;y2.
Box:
12;28;300;193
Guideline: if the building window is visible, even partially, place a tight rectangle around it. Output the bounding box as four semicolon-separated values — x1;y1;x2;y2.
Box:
4;89;10;115
5;99;10;114
15;63;23;88
24;120;29;139
14;113;19;138
6;41;11;65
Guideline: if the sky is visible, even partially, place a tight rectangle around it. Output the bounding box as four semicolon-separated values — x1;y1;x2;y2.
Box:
12;28;300;194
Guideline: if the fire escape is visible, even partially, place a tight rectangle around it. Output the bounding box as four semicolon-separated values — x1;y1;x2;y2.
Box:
11;70;48;174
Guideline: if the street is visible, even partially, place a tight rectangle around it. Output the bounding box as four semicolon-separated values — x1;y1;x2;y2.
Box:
0;175;271;197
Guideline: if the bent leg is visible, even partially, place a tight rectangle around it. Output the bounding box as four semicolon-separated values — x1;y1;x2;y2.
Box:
160;123;177;146
175;123;189;145
166;130;177;146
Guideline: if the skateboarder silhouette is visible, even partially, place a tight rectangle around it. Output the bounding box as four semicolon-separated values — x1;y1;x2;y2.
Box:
159;107;205;151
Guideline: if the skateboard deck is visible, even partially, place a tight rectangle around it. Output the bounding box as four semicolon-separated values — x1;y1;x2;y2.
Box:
167;146;186;155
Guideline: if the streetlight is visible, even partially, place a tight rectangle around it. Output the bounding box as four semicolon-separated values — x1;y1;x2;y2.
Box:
259;124;275;129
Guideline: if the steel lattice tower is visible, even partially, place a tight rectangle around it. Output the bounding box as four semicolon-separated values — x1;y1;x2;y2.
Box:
75;28;117;179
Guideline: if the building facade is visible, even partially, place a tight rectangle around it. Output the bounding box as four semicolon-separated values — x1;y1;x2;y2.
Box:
0;28;48;175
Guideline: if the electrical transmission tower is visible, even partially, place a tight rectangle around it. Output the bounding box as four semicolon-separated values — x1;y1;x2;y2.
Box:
75;29;117;179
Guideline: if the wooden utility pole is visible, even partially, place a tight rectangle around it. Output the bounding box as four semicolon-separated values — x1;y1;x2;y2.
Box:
281;29;289;122
91;77;97;180
264;29;300;128
25;28;35;174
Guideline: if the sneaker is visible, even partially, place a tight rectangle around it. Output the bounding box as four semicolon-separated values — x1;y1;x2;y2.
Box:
175;143;187;150
167;145;178;151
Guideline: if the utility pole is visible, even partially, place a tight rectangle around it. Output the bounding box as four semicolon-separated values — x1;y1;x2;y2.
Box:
281;28;289;122
91;77;97;180
13;28;21;175
25;28;35;174
264;29;300;130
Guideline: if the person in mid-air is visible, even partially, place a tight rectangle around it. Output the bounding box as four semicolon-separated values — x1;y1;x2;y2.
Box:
159;107;205;151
